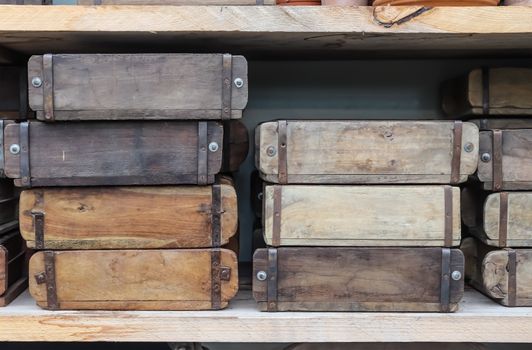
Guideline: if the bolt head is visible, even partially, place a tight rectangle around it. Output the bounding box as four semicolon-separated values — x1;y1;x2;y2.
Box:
451;270;462;281
256;271;267;281
481;152;492;162
266;146;276;157
464;142;474;153
208;142;219;152
234;78;244;88
31;77;42;88
9;144;20;155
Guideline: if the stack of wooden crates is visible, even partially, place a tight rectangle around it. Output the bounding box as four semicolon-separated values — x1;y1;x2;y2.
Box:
2;53;249;310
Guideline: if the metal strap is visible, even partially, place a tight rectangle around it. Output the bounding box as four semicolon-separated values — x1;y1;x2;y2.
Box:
440;248;451;312
33;211;45;250
444;186;453;247
272;186;282;247
492;130;503;191
19;121;31;187
482;68;490;115
267;248;278;312
197;122;208;185
499;192;509;247
42;54;54;121
450;121;462;184
277;121;288;184
44;251;58;310
507;249;517;307
221;54;232;121
211;183;222;248
211;248;222;310
479;118;488;130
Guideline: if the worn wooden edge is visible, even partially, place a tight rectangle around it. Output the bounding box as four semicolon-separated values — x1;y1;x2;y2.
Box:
0;245;7;295
0;277;28;308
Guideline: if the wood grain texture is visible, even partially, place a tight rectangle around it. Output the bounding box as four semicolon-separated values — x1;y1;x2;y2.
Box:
478;129;532;190
19;183;237;249
0;66;29;120
73;0;275;4
263;185;460;246
373;0;499;4
29;249;238;310
257;121;478;184
28;54;247;121
3;121;223;187
253;247;464;312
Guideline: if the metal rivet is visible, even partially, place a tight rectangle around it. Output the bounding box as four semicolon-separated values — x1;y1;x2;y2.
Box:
208;142;219;152
464;142;474;153
31;77;42;88
451;271;462;281
481;153;492;162
234;78;244;88
9;144;20;155
256;271;267;281
266;146;276;157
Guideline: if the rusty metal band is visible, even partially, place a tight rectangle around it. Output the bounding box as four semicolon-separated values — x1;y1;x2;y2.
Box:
499;192;509;247
267;248;278;311
450;121;463;184
44;251;59;310
492;130;503;191
482;68;490;115
440;248;451;312
19;121;31;187
211;183;222;248
277;121;288;184
272;186;282;247
33;211;45;250
479;118;488;130
507;249;517;307
211;248;222;310
221;54;232;121
197;121;208;185
42;54;54;121
444;186;453;247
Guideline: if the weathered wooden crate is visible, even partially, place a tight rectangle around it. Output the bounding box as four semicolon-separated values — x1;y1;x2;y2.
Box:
20;180;237;249
263;185;461;247
29;248;238;310
253;247;464;312
1;226;27;307
462;237;532;307
256;120;478;184
0;67;29;120
3;121;230;187
478;129;532;190
28;54;247;121
443;68;532;117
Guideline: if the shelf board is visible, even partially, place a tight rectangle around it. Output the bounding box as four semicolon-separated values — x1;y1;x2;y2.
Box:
1;6;532;59
0;288;531;342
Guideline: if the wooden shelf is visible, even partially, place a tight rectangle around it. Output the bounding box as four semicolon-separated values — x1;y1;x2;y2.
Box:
1;6;532;59
0;288;531;342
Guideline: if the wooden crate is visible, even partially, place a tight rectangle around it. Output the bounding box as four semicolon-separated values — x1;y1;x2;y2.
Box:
0;67;29;120
0;227;27;307
28;54;247;121
442;68;532;117
29;249;238;310
263;185;461;247
253;247;464;312
462;237;532;307
0;178;17;226
256;120;478;184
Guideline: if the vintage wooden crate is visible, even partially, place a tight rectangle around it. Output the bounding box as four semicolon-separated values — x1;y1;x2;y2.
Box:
478;129;532;190
471;118;532;131
256;120;478;184
1;226;27;307
442;68;532;117
0;67;29;120
253;247;464;312
3;121;226;187
19;180;237;249
29;248;238;310
462;189;532;248
263;185;461;247
28;54;247;121
462;237;532;307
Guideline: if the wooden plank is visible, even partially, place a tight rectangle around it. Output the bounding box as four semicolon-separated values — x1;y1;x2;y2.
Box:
19;183;237;249
29;249;238;310
257;121;478;184
478;129;532;190
3;121;223;187
470;118;532;130
73;0;276;4
373;0;499;4
263;185;461;247
28;54;247;121
253;247;464;312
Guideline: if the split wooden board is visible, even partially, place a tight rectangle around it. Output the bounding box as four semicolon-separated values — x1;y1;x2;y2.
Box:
256;120;478;184
462;237;532;306
0;229;27;307
29;249;238;310
253;247;464;312
263;185;460;247
19;182;237;249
